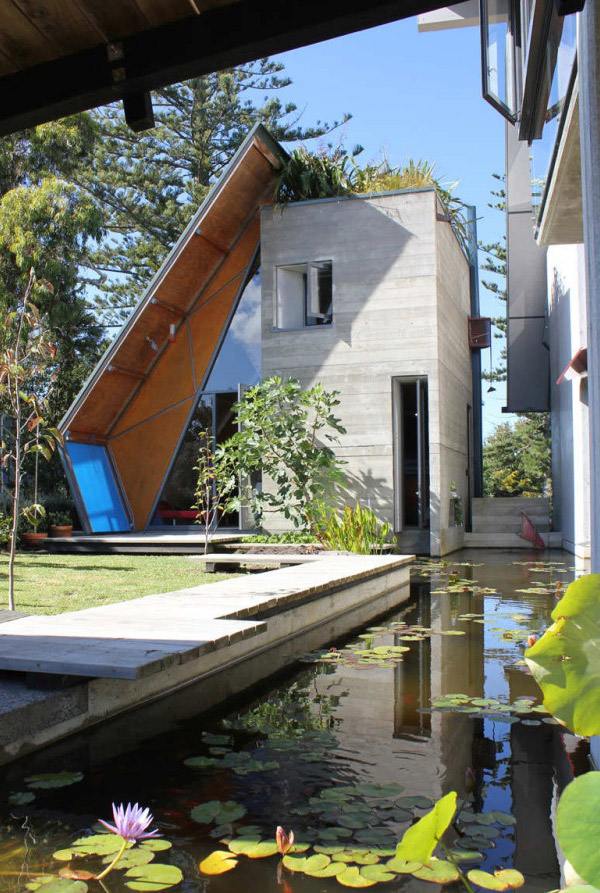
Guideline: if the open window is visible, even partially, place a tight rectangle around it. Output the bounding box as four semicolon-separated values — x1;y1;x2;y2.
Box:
275;261;333;330
480;0;519;121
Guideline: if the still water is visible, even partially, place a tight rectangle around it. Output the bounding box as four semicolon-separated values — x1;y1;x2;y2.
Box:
0;550;587;892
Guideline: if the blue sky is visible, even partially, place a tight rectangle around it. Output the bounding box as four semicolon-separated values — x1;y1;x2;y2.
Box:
272;16;510;437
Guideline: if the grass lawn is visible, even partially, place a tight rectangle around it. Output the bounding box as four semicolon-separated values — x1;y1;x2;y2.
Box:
0;552;234;615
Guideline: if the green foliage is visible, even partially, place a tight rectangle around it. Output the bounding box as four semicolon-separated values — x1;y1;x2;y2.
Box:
0;510;10;545
218;376;346;529
395;791;457;864
556;772;600;888
49;511;73;526
525;574;600;735
275;149;468;249
312;502;392;554
483;415;551;497
21;502;47;533
193;426;236;553
243;532;319;544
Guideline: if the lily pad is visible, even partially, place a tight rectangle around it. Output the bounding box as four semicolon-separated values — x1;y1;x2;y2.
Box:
28;883;88;893
229;839;278;859
360;864;395;882
306;862;346;878
124;863;183;891
190;800;247;824
199;851;238;875
201;732;233;745
412;859;460;884
467;868;525;889
26;771;83;790
556;771;600;887
396;795;434;810
102;848;154;868
336;866;377;887
385;857;422;873
9;791;36;805
183;756;218;769
53;834;128;861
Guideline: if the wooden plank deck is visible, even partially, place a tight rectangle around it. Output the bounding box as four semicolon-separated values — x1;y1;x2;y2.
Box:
0;554;413;681
44;530;253;555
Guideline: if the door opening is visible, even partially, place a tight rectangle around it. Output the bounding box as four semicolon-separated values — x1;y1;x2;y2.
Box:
393;377;430;533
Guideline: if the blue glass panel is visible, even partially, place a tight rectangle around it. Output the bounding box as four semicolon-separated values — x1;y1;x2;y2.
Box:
205;265;261;392
66;441;130;532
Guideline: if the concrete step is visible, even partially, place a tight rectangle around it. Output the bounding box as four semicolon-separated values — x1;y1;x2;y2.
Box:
472;519;551;534
464;532;562;549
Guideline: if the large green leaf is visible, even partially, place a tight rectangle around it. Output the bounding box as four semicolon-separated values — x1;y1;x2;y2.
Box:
556;772;600;887
53;834;127;861
27;882;87;893
190;800;246;824
124;863;183;891
395;792;457;863
25;772;84;790
525;574;600;735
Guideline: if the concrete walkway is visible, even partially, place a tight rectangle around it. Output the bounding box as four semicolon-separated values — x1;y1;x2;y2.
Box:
0;553;412;680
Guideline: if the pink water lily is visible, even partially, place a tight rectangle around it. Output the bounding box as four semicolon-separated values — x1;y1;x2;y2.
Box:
99;802;159;842
276;826;295;855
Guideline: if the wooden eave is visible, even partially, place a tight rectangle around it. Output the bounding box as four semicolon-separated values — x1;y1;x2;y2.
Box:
61;123;286;441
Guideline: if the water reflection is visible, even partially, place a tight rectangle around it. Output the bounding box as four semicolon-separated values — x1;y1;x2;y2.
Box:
0;550;585;892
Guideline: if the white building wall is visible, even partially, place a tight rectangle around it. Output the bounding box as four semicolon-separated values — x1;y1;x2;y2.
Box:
547;243;591;558
260;190;471;556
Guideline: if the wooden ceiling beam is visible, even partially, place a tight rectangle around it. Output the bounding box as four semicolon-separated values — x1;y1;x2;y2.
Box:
0;0;443;136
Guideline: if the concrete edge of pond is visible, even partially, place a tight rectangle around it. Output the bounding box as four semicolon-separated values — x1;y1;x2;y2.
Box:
0;553;414;766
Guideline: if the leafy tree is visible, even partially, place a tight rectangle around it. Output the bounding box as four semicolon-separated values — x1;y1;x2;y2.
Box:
0;118;106;425
193;426;236;554
79;64;350;322
483;414;551;497
218;376;346;530
0;270;61;610
479;173;507;383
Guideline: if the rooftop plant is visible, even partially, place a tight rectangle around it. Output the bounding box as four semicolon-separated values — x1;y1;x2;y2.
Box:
275;147;468;249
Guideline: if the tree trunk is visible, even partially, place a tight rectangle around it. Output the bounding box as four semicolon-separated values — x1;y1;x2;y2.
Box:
7;393;21;611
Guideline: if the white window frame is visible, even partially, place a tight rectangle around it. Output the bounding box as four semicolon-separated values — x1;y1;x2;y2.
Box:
273;260;333;331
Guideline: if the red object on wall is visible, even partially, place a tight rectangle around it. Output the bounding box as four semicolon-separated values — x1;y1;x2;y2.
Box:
556;347;588;384
519;512;545;550
468;317;492;349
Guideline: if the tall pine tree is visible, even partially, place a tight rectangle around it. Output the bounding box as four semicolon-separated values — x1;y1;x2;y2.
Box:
78;62;350;323
479;173;507;383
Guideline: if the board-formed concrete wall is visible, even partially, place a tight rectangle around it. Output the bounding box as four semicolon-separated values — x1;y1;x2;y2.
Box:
260;190;472;556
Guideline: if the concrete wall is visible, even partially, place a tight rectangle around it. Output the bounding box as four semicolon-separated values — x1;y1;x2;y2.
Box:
260;190;472;556
547;243;590;558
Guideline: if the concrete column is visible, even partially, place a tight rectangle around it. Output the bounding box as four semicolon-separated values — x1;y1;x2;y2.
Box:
578;1;600;572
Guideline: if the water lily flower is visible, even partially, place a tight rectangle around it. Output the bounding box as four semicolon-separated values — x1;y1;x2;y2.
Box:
99;802;159;842
276;826;295;855
95;803;159;881
526;634;538;648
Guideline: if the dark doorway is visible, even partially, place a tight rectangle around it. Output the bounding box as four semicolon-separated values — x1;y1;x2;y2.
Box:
393;377;430;533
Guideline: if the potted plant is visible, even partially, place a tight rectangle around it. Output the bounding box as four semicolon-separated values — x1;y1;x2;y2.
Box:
20;503;48;548
49;511;73;538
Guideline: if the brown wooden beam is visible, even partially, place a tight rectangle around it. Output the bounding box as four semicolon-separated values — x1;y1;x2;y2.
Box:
0;0;444;135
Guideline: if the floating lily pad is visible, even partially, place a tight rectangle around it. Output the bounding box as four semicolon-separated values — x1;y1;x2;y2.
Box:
336;866;377;887
201;732;233;746
467;868;525;889
26;771;84;790
320;828;353;840
101;848;154;869
9;791;36;805
333;850;380;865
26;876;57;891
359;865;395;882
27;882;88;893
306;862;347;878
200;851;238;875
141;840;172;853
412;859;460;884
228;839;278;859
53;834;128;861
190;800;247;824
183;756;218;769
124;863;183;891
447;849;483;863
397;795;433;810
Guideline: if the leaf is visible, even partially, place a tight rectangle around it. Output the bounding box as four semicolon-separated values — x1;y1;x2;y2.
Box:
395;791;457;863
124;863;183;891
336;866;377;887
305;862;346;878
412;859;460;884
556;772;600;886
53;834;127;860
228;839;278;858
199;851;239;875
525;574;600;735
467;868;525;889
385;858;422;873
25;771;83;789
359;864;395;882
190;800;246;824
282;855;308;872
183;756;218;769
8;791;36;805
101;847;154;868
30;883;88;893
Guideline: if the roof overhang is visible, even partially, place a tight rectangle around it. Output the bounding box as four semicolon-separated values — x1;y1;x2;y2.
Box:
0;0;445;137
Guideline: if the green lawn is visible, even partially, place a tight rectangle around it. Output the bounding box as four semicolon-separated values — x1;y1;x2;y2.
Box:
0;553;234;615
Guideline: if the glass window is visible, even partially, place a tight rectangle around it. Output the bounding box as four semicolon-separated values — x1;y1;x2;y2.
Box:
480;0;518;120
530;12;577;219
275;261;333;330
205;260;261;392
65;441;130;532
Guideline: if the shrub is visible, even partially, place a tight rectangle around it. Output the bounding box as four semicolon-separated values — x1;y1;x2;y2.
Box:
0;512;11;546
312;503;393;554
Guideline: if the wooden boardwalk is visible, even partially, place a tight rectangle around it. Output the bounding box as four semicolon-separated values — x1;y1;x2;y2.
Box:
0;554;413;681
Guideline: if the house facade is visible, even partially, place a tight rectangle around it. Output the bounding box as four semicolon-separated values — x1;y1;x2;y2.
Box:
60;124;481;556
419;0;594;559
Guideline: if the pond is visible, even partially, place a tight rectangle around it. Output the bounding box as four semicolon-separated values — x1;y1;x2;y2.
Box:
0;550;587;893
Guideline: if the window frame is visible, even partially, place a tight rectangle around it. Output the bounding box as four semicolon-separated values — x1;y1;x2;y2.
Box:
273;259;333;332
479;0;521;122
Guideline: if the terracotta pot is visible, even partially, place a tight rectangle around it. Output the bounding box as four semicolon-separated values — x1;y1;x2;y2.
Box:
21;531;48;549
49;525;73;538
